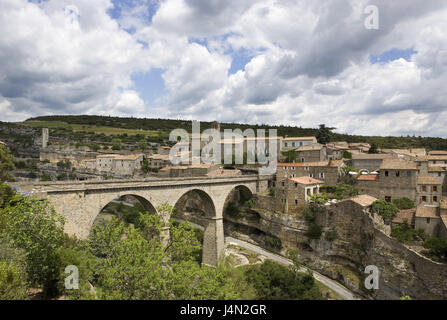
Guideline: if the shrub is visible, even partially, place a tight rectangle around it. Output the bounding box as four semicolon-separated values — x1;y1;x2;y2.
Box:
302;206;316;223
371;200;399;223
325;229;337;242
0;261;28;300
424;238;447;258
268;187;275;197
391;222;425;243
265;235;282;250
307;223;322;240
392;198;415;210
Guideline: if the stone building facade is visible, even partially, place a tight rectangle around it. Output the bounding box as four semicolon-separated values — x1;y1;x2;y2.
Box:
276;176;324;214
293;144;327;163
277;160;343;186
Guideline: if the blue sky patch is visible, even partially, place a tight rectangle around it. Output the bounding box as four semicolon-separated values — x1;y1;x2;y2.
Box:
131;68;166;105
370;48;417;64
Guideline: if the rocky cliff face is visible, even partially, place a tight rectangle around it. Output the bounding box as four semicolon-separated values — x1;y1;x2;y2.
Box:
225;196;447;300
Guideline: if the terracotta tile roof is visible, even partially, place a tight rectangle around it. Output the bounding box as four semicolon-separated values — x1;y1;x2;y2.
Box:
289;177;324;185
148;154;171;161
351;153;392;160
393;208;416;224
380;159;417;170
348;194;377;207
114;153;144;161
283;136;316;141
278;161;341;168
357;174;379;181
415;205;439;219
414;156;429;162
417;175;441;185
428;150;447;155
427;155;447;161
294;144;324;151
428;166;446;172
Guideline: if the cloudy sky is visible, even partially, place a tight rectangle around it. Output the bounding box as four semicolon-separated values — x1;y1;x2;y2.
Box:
1;0;447;137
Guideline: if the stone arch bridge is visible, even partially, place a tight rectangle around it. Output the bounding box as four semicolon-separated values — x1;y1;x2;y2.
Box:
13;175;272;267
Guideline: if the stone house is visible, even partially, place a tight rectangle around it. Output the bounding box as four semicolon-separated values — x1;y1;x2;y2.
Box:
350;153;393;172
95;153;144;175
158;163;220;178
276;176;324;214
147;154;171;170
417;175;442;205
293;144;327;163
277;160;343;186
281;136;317;151
219;136;283;163
415;205;443;237
356;158;418;203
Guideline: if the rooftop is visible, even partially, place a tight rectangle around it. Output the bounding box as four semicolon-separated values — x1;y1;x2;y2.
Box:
283;136;317;141
427;155;447;161
417;175;441;185
351;153;392;160
428;150;447;155
393;209;416;224
278;160;342;168
294;144;324;151
415;205;439;219
348;194;377;207
289;176;324;185
380;158;417;170
357;174;379;181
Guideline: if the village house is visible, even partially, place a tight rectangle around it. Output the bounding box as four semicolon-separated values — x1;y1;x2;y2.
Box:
350;153;393;172
86;153;144;176
415;205;444;238
356;158;419;203
147;154;171;170
381;148;427;160
276;160;343;186
219;136;283;162
292;143;327;163
158;163;220;178
276;176;324;214
281;136;317;151
417;175;442;205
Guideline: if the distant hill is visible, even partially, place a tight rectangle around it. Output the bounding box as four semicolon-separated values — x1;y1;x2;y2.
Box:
24;115;447;151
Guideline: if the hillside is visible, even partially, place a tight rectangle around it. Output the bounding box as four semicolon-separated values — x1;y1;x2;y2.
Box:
12;115;447;151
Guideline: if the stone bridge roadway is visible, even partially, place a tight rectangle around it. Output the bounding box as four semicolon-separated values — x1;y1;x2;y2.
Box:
12;174;273;267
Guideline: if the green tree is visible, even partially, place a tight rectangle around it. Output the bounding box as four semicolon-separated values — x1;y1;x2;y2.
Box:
141;158;150;173
392;198;415;210
316;124;334;145
368;143;379;154
0;144;15;181
0;261;28;300
424;238;447;259
371;200;399;223
1;197;65;296
111;138;122;150
138;139;148;151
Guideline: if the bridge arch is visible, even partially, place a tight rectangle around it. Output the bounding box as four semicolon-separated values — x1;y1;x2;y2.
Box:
92;194;157;229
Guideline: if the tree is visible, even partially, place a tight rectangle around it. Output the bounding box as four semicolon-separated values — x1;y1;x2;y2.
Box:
371;200;399;223
424;238;447;259
111;138;122;150
138;139;148;151
368;143;379;154
141;158;150;173
316;124;334;145
0;144;15;182
1;196;65;296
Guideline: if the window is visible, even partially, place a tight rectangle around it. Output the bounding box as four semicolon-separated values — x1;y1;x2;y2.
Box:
433;185;438;192
422;185;427;192
294;183;298;188
385;171;389;177
407;171;411;177
292;142;296;147
422;196;427;202
299;142;303;146
301;157;305;162
434;196;438;202
439;172;442;177
295;200;298;205
395;171;400;177
319;172;325;179
309;173;314;178
427;218;430;224
385;196;391;202
285;142;288;147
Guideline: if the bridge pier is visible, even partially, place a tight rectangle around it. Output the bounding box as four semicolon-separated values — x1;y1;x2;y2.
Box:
201;217;225;267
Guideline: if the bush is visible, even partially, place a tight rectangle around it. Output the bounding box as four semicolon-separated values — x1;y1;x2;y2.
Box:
371;200;399;223
307;223;322;240
244;260;322;300
391;222;425;243
0;261;28;300
302;206;316;223
268;187;275;197
325;229;337;242
424;238;447;258
392;198;415;210
265;235;282;250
